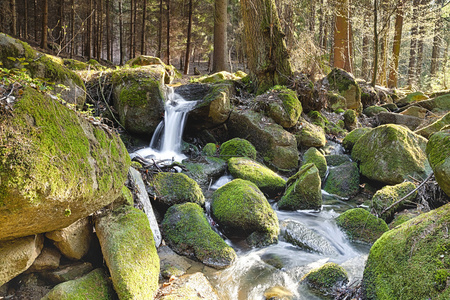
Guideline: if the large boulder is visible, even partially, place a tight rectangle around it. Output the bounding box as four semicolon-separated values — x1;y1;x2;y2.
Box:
219;137;257;161
211;179;280;246
0;33;85;107
326;68;362;112
95;205;160;299
426;130;450;197
396;91;429;107
162;202;236;269
183;156;227;187
125;55;178;84
155;272;220;300
301;262;349;297
376;112;423;130
323;162;360;197
363;105;389;117
0;87;130;241
228;110;299;171
371;181;417;221
351;124;432;185
293;120;327;148
416;93;450;112
228;157;286;196
111;67;166;136
302;147;327;179
342;127;372;152
363;203;450;299
416;112;450;138
278;163;322;210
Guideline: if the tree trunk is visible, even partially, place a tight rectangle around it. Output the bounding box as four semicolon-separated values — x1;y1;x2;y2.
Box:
184;0;193;74
10;0;17;36
34;0;38;41
57;0;63;44
309;0;315;34
24;0;28;39
119;0;124;64
166;0;171;65
415;0;429;86
430;18;442;77
157;0;163;58
407;0;420;87
388;1;403;88
141;0;147;55
130;0;135;59
132;0;137;57
361;12;371;81
97;0;103;60
377;0;390;86
213;0;229;72
371;0;378;87
240;0;293;94
106;0;111;61
70;0;75;58
85;0;93;59
40;0;48;49
333;0;352;72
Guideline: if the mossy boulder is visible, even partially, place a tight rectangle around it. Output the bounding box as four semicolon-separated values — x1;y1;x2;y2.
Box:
111;67;165;136
125;55;178;84
416;112;450;139
95;205;160;299
351;124;432;185
302;147;327;179
228;157;286;196
400;106;428;118
228;110;299;171
0;87;130;241
343;109;357;131
336;208;389;244
162;203;236;269
278;164;322;210
426;130;450;197
396;91;429;107
371;182;417;221
342;127;372;152
376;112;423;130
327;91;347;111
197;71;241;83
219;137;257;161
63;58;90;71
149;172;205;207
183;156;227;187
263;86;302;128
324;162;360;197
325;154;351;166
294;120;326;148
416;93;450;112
0;33;85;107
42;269;114;300
362;203;450;299
327;68;362;112
302;262;349;297
211;179;280;246
363;105;389;117
202;143;218;156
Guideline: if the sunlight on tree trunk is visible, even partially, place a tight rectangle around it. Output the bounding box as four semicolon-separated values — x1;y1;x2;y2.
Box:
333;0;352;72
40;0;48;50
213;0;229;72
388;1;403;88
184;0;193;74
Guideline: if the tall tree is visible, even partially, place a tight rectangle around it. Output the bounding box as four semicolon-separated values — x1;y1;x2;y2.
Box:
240;0;292;94
34;0;38;41
106;0;111;61
333;0;353;72
85;0;93;59
70;0;75;58
361;13;371;81
430;0;443;77
407;0;420;87
184;0;193;74
157;0;163;58
57;0;64;45
41;0;48;49
24;0;28;39
166;0;171;64
388;0;404;88
371;0;378;87
130;0;135;59
141;0;148;55
10;0;17;36
377;0;391;86
97;0;103;60
119;0;124;64
213;0;229;72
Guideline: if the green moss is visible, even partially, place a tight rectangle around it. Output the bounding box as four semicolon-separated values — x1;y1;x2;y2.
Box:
302;147;327;179
389;210;420;229
295;120;326;148
343;109;357;124
228;157;286;196
342;127;372;151
371;182;417;221
363;106;389;117
308;111;328;129
63;59;90;71
121;186;134;206
219;138;257;161
324;162;360;197
426;130;450;196
270;86;302;126
202;143;218;156
302;262;349;296
336;208;388;244
162;202;236;268
335;108;345;114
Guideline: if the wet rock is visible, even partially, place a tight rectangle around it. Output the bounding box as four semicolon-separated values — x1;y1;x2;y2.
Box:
162;203;236;268
219;137;257;161
324;154;351;166
294;120;327;148
416;111;450;138
212;179;280;246
228;157;286;197
363;105;388;117
302;147;327;179
281;220;338;256
278;164;322;210
201;143;218;156
326;68;362;112
326;91;347;111
27;247;61;272
342;127;372;152
426;129;450;197
155;272;219;300
261;253;285;269
0;235;44;286
42;269;114;300
371;182;417;221
95;205;160;299
197;71;245;83
183;156;227;187
336;208;388;244
175;83;211;101
264;285;294;300
376;112;423;130
301;262;349;297
158;245;192;278
324;162;360;197
45;218;93;260
351;124;431;185
42;262;93;284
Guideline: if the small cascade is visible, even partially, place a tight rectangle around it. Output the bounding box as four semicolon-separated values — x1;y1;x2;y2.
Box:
133;86;197;163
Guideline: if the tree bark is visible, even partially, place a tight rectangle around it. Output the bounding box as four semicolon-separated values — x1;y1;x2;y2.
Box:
97;0;103;60
133;0;137;57
388;1;403;88
333;0;352;72
240;0;293;94
213;0;229;72
157;0;163;58
10;0;17;36
85;0;93;59
70;0;75;58
141;0;147;55
407;0;420;87
106;0;111;61
430;17;442;77
119;0;124;64
361;12;371;81
34;0;38;41
130;0;135;59
309;0;315;34
415;0;430;86
166;0;171;65
377;0;390;86
24;0;28;39
184;0;193;74
40;0;48;49
371;0;378;87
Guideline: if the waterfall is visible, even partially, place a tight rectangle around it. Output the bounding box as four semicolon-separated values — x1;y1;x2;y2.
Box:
132;87;197;163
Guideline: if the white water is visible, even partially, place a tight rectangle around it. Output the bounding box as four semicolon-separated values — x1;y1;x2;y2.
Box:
132;87;197;163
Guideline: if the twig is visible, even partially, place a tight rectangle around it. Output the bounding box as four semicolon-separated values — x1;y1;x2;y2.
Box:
381;172;434;216
98;72;126;130
0;85;16;101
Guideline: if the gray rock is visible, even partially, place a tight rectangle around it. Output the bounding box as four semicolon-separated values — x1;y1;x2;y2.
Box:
324;162;360;197
27;247;61;272
156;272;219;300
376;112;423;130
42;262;93;284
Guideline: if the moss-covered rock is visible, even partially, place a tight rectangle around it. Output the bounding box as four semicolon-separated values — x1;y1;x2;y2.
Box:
416;93;450;112
343;109;357;131
302;147;327;179
95;205;160;299
396;91;429;106
307;111;328;129
0;33;86;107
371;182;417;221
376;112;423;131
324;154;351;166
362;203;450;299
202;143;218;156
228;110;299;171
162;203;236;269
219;137;257;161
63;58;90;71
228;157;286;196
416;112;450;139
41;268;114;300
426;130;450;197
302;262;349;297
211;179;279;246
125;55;179;84
388;210;421;229
327;91;347;111
197;71;241;83
149;172;205;207
363;105;389;117
263;86;302;128
336;208;388;244
111;66;165;136
278;164;322;210
351;124;432;185
327;68;362;112
0;87;130;241
400;106;428;118
294;120;327;148
342;127;372;152
183;156;227;187
324;162;360;197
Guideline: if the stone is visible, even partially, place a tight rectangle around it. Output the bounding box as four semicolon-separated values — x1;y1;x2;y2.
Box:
302;147;327;179
396;91;429;107
324;162;360;197
0;87;130;241
371;182;417;221
376;112;423;130
95;205;160;299
156;272;220;300
42;268;114;300
292;73;320;112
302;262;349;296
327;91;347;111
158;245;192;279
324;154;351;166
198;71;242;83
228;157;286;196
27;247;61;272
294;120;327;148
426;130;450;197
45;218;93;260
264;286;294;300
219;137;257;161
343;109;358;131
416;111;450;138
326;68;362;112
202;143;218;156
0;235;44;286
260;86;302;128
363;105;388;117
278;164;322;210
211;179;280;246
342;127;372;152
183;156;227;187
336;208;388;244
416;93;450;112
42;262;94;284
162;203;236;269
399;106;428;118
125;55;178;84
351;124;432;185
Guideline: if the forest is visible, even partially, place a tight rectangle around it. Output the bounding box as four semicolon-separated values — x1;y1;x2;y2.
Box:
0;0;449;90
